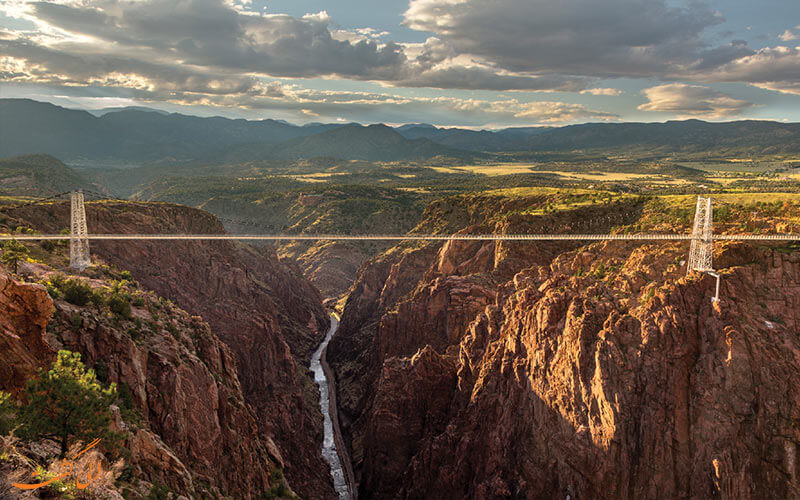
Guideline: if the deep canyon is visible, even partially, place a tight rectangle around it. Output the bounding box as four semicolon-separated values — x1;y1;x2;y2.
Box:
2;191;800;499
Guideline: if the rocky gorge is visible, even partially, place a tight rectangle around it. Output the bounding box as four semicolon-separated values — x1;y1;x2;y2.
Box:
1;200;337;499
2;191;800;499
328;193;800;498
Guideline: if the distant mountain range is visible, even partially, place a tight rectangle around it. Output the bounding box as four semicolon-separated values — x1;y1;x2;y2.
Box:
396;120;800;155
224;123;473;162
394;124;553;152
2;98;800;165
0;99;349;163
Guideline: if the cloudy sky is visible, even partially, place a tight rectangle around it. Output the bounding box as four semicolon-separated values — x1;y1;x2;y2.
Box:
1;0;799;127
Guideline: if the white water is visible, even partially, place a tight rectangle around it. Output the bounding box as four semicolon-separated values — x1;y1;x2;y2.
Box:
311;315;349;499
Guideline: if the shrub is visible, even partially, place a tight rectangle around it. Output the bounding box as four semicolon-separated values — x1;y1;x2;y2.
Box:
61;279;94;306
127;327;143;342
144;481;171;500
69;313;83;331
49;276;106;307
89;288;107;307
116;382;141;425
259;467;295;499
93;360;109;383
593;263;607;279
40;240;57;253
108;293;132;319
44;280;64;300
165;322;179;340
0;392;15;436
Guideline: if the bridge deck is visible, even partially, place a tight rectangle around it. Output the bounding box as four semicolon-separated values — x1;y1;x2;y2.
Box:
1;233;798;241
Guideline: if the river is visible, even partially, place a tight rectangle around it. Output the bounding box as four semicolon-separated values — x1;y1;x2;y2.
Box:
311;314;350;499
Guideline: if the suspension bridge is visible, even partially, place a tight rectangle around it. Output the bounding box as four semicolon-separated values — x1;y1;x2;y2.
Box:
1;191;799;301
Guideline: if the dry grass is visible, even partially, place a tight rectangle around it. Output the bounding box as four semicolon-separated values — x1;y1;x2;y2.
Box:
659;192;800;208
426;163;539;176
533;170;656;181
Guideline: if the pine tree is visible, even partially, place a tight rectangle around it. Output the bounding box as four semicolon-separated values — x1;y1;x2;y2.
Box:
0;391;14;436
18;350;118;458
1;239;29;273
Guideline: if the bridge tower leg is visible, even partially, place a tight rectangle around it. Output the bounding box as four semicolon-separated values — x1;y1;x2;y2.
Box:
687;196;719;302
69;190;91;270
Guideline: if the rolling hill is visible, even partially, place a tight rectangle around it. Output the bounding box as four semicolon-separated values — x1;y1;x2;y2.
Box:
0;154;92;196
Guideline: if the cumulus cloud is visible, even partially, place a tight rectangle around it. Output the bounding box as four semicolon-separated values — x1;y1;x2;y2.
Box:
0;0;594;93
169;88;618;125
580;88;622;96
403;0;723;78
688;45;800;96
11;1;406;80
638;83;753;118
1;0;799;122
393;66;590;92
779;28;799;42
401;1;800;97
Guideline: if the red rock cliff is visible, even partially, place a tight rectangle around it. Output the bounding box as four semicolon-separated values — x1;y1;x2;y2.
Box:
7;201;335;499
0;269;54;395
0;265;282;498
329;194;800;499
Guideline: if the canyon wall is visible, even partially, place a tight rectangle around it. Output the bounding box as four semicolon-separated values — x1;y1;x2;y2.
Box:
5;201;335;499
0;265;284;498
329;194;800;498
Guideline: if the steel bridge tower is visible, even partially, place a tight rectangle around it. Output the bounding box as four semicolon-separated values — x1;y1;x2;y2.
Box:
687;196;720;302
69;190;91;270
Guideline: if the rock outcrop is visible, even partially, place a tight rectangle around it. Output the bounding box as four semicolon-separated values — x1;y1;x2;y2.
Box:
280;240;369;300
5;201;335;499
51;285;280;497
0;269;54;395
329;193;800;498
0;265;282;498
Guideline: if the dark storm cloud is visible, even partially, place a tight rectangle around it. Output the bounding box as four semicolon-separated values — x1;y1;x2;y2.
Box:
690;41;755;71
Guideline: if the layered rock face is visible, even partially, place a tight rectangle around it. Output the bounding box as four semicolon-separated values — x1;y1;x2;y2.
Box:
50;280;281;497
329;194;800;499
0;266;279;498
8;201;335;499
161;187;422;300
0;269;54;395
280;240;370;300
